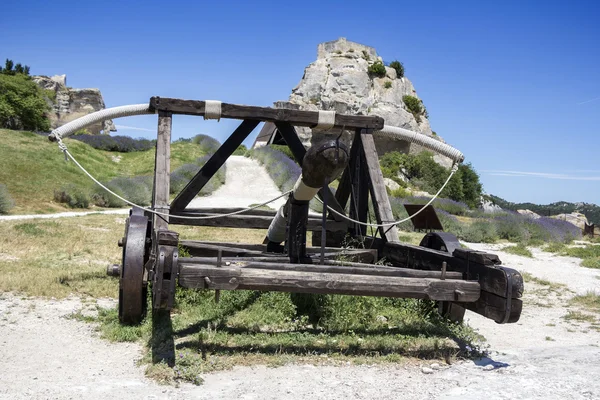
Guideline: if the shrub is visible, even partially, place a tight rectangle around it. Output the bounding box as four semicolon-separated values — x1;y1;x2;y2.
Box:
191;134;221;154
93;176;153;207
0;183;15;214
402;95;423;116
503;243;533;258
170;155;226;196
71;134;155;152
233;144;247;156
460;219;498;243
384;81;392;89
0;73;50;131
53;184;90;208
367;61;386;78
389;60;404;78
436;210;464;237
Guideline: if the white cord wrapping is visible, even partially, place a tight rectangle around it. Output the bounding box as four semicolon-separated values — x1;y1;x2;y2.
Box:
49;104;154;141
204;100;222;121
316;110;336;130
316;163;459;228
377;125;464;163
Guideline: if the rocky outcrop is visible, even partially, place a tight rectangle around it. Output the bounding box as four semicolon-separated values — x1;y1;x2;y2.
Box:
551;212;588;230
266;38;452;167
33;75;116;135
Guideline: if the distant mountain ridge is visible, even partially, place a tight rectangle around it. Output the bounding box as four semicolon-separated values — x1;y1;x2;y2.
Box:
488;195;599;225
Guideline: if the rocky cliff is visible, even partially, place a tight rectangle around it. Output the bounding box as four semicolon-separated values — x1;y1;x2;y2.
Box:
262;38;451;166
33;75;116;135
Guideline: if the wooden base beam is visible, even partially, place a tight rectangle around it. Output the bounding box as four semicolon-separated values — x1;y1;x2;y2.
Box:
178;264;480;302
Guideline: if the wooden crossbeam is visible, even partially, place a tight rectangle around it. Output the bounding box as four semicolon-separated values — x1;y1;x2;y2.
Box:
170;213;347;231
150;97;385;130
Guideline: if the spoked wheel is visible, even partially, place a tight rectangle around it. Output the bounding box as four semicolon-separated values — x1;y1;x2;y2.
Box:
119;209;151;324
419;232;466;323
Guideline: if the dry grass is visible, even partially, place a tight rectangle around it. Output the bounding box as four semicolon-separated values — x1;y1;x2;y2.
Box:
0;214;264;298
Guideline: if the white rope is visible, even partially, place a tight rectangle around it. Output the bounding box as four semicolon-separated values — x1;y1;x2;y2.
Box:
316;110;336;130
316;163;459;228
56;138;291;220
204;100;222;121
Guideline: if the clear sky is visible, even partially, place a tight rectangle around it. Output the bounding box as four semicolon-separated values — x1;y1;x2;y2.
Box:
1;0;598;205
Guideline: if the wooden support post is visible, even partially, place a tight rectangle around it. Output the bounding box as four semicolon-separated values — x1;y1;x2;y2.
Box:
153;112;172;231
170;119;260;212
360;129;400;242
349;129;369;237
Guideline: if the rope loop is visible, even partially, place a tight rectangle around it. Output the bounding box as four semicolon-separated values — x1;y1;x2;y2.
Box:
204;100;222;121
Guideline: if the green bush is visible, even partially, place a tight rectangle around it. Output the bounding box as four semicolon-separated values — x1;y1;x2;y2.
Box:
233;144;247;156
389;60;404;78
460;220;498;243
0;73;50;131
402;95;423;116
502;243;533;258
368;61;386;78
53;184;90;208
93;176;153;208
384;81;393;89
0;183;14;214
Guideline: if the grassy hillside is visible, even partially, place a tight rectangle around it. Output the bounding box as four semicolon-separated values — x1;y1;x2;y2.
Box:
0;129;210;214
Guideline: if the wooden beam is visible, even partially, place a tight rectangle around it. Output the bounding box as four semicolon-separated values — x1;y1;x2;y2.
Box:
152;112;172;231
349;130;369;237
464;291;522;324
178;264;480;302
383;242;524;299
170;213;347;231
150;97;385;130
360;130;400;242
274;122;347;222
170;119;260;211
179;258;464;279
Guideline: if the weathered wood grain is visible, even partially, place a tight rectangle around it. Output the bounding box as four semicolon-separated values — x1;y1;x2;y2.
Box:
170;214;347;231
178;264;480;301
150;97;385;130
152;112;172;231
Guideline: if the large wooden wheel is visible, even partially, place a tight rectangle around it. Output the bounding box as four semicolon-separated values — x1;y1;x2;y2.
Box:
419;232;466;323
119;210;150;324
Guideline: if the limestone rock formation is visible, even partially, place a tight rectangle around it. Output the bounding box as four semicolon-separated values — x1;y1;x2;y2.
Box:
551;212;588;230
258;38;452;167
33;75;116;135
517;209;541;219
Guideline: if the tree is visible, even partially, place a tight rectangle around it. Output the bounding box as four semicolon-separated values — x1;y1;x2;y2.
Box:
389;60;404;78
0;73;50;131
4;59;14;74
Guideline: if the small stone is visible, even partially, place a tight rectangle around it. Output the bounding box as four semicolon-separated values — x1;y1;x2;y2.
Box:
430;363;441;370
421;367;434;374
483;364;494;371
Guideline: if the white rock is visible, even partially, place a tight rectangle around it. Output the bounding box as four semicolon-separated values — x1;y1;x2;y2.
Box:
430;363;441;370
421;367;434;374
483;364;495;371
383;178;400;191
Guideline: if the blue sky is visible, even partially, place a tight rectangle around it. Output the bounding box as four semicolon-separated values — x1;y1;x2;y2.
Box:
1;0;598;205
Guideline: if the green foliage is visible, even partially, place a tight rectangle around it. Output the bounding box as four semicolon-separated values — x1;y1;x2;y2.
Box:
270;145;296;161
53;184;90;208
0;183;14;214
368;61;386;78
389;60;404;78
384;81;392;89
402;95;423;120
0;73;50;131
233;144;247;156
503;243;533;258
379;151;483;208
461;220;498;243
361;50;370;61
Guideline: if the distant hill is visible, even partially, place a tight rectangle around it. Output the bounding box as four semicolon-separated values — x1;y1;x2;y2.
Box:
488;195;600;224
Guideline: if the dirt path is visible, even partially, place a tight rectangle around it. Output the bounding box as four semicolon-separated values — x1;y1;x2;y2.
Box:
1;243;599;399
187;155;287;210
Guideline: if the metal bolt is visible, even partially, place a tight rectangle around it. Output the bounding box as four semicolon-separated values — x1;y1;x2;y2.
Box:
106;264;120;277
118;238;124;247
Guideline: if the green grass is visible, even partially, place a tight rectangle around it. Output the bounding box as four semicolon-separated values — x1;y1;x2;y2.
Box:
569;292;600;313
0;129;209;214
543;242;600;269
502;243;533;258
563;310;597;323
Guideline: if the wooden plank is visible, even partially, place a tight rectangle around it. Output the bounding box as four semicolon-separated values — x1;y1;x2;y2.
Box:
170;119;260;211
179;258;464;279
464;291;522;324
152;112;172;231
170;214;347;231
360;130;400;242
178;264;480;301
383;241;524;299
453;248;502;265
150;97;385;130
